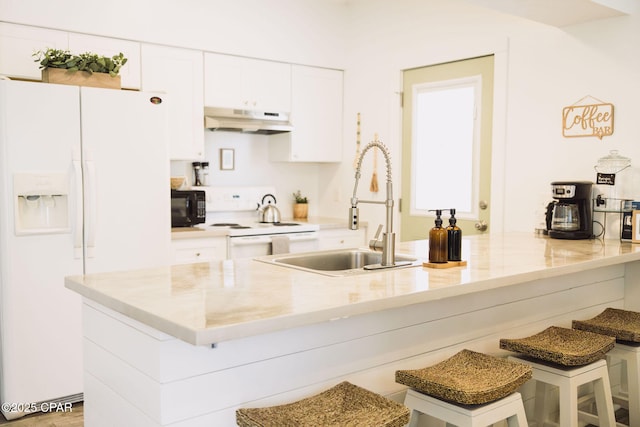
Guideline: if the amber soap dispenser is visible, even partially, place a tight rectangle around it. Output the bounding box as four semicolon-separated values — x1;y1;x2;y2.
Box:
446;208;462;262
428;209;448;263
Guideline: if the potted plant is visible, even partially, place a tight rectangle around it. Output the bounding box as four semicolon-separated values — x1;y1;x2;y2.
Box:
33;48;127;89
292;190;309;219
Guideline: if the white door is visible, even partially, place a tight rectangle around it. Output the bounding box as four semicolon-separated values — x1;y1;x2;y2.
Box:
79;88;171;273
0;81;84;412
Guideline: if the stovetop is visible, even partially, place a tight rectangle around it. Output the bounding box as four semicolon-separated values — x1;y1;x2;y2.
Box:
206;221;319;237
192;186;319;236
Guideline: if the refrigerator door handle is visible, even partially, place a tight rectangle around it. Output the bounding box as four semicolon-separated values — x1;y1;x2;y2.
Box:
73;159;83;259
85;159;97;258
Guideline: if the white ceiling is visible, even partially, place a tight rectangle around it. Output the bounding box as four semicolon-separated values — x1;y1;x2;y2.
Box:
463;0;636;27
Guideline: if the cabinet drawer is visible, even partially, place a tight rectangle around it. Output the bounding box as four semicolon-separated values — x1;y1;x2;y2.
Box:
171;237;227;264
318;228;366;250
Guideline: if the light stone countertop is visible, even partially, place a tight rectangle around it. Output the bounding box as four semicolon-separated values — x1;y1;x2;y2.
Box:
65;232;640;346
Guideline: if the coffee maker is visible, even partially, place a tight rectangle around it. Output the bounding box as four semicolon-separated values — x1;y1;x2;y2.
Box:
545;181;593;239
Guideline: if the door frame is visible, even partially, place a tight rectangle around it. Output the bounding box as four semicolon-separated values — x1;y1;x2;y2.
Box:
395;38;509;238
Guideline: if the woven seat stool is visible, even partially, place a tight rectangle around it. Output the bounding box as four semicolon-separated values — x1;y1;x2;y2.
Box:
235;381;410;427
573;307;640;426
501;326;617;427
396;349;532;426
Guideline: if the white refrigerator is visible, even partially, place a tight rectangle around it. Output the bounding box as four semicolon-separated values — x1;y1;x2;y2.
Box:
0;80;171;419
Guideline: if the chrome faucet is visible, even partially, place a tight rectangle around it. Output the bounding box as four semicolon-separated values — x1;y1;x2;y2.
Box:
349;139;409;269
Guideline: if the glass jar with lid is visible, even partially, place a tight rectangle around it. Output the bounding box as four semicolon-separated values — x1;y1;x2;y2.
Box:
594;150;631;211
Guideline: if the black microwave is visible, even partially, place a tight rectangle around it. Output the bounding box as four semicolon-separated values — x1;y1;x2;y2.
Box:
171;190;206;227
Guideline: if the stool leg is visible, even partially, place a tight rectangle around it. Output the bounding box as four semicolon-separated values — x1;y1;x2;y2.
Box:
628;349;640;427
534;380;551;426
558;382;579;427
406;408;421;427
506;402;528;427
593;375;616;427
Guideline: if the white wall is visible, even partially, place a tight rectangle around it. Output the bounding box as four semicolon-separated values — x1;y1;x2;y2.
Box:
324;0;640;239
5;0;640;238
174;132;320;218
504;15;640;235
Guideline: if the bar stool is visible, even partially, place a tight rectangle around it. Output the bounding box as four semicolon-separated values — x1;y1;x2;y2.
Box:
235;381;410;427
500;326;617;427
573;307;640;426
395;349;532;426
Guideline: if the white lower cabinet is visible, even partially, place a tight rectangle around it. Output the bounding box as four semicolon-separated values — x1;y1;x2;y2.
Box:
318;228;366;250
171;237;227;264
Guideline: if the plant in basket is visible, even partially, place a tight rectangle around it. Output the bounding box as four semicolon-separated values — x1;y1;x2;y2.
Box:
33;48;127;89
293;190;309;219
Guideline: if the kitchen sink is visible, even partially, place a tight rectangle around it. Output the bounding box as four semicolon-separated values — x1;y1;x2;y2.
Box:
255;248;422;277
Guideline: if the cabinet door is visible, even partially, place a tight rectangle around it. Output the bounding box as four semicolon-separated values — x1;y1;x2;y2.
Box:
141;44;204;160
68;33;140;89
244;57;291;112
270;65;343;162
204;53;291;112
0;23;68;80
171;237;227;264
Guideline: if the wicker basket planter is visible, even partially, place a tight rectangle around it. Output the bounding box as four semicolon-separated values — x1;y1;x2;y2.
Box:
42;68;121;90
293;203;308;219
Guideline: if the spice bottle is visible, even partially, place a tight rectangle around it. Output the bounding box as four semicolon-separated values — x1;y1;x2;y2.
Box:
201;162;210;186
446;208;462;262
428;210;448;263
192;162;202;186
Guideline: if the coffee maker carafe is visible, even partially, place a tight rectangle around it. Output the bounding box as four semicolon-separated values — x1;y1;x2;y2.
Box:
545;181;593;239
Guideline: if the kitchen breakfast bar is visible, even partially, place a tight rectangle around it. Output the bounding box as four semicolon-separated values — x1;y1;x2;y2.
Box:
65;232;640;426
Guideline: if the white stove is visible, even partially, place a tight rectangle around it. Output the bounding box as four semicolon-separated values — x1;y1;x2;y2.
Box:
195;186;319;258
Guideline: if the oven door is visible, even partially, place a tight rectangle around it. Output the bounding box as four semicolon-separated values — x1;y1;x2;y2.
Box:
228;232;319;259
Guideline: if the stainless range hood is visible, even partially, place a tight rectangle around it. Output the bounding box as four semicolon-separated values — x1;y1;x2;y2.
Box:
204;107;293;135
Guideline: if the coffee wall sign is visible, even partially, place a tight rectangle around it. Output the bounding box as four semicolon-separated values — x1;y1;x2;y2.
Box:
562;96;614;140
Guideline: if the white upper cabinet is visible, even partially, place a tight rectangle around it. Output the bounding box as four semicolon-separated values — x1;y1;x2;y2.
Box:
68;33;141;89
204;53;291;112
269;65;343;163
0;23;68;80
141;44;204;160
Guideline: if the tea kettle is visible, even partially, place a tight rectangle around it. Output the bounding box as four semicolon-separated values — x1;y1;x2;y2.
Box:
258;194;281;223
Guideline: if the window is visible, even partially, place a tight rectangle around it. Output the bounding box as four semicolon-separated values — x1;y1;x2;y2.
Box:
411;76;480;218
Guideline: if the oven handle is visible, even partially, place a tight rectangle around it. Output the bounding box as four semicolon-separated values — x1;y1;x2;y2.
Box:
285;232;319;242
229;235;273;246
229;232;318;245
